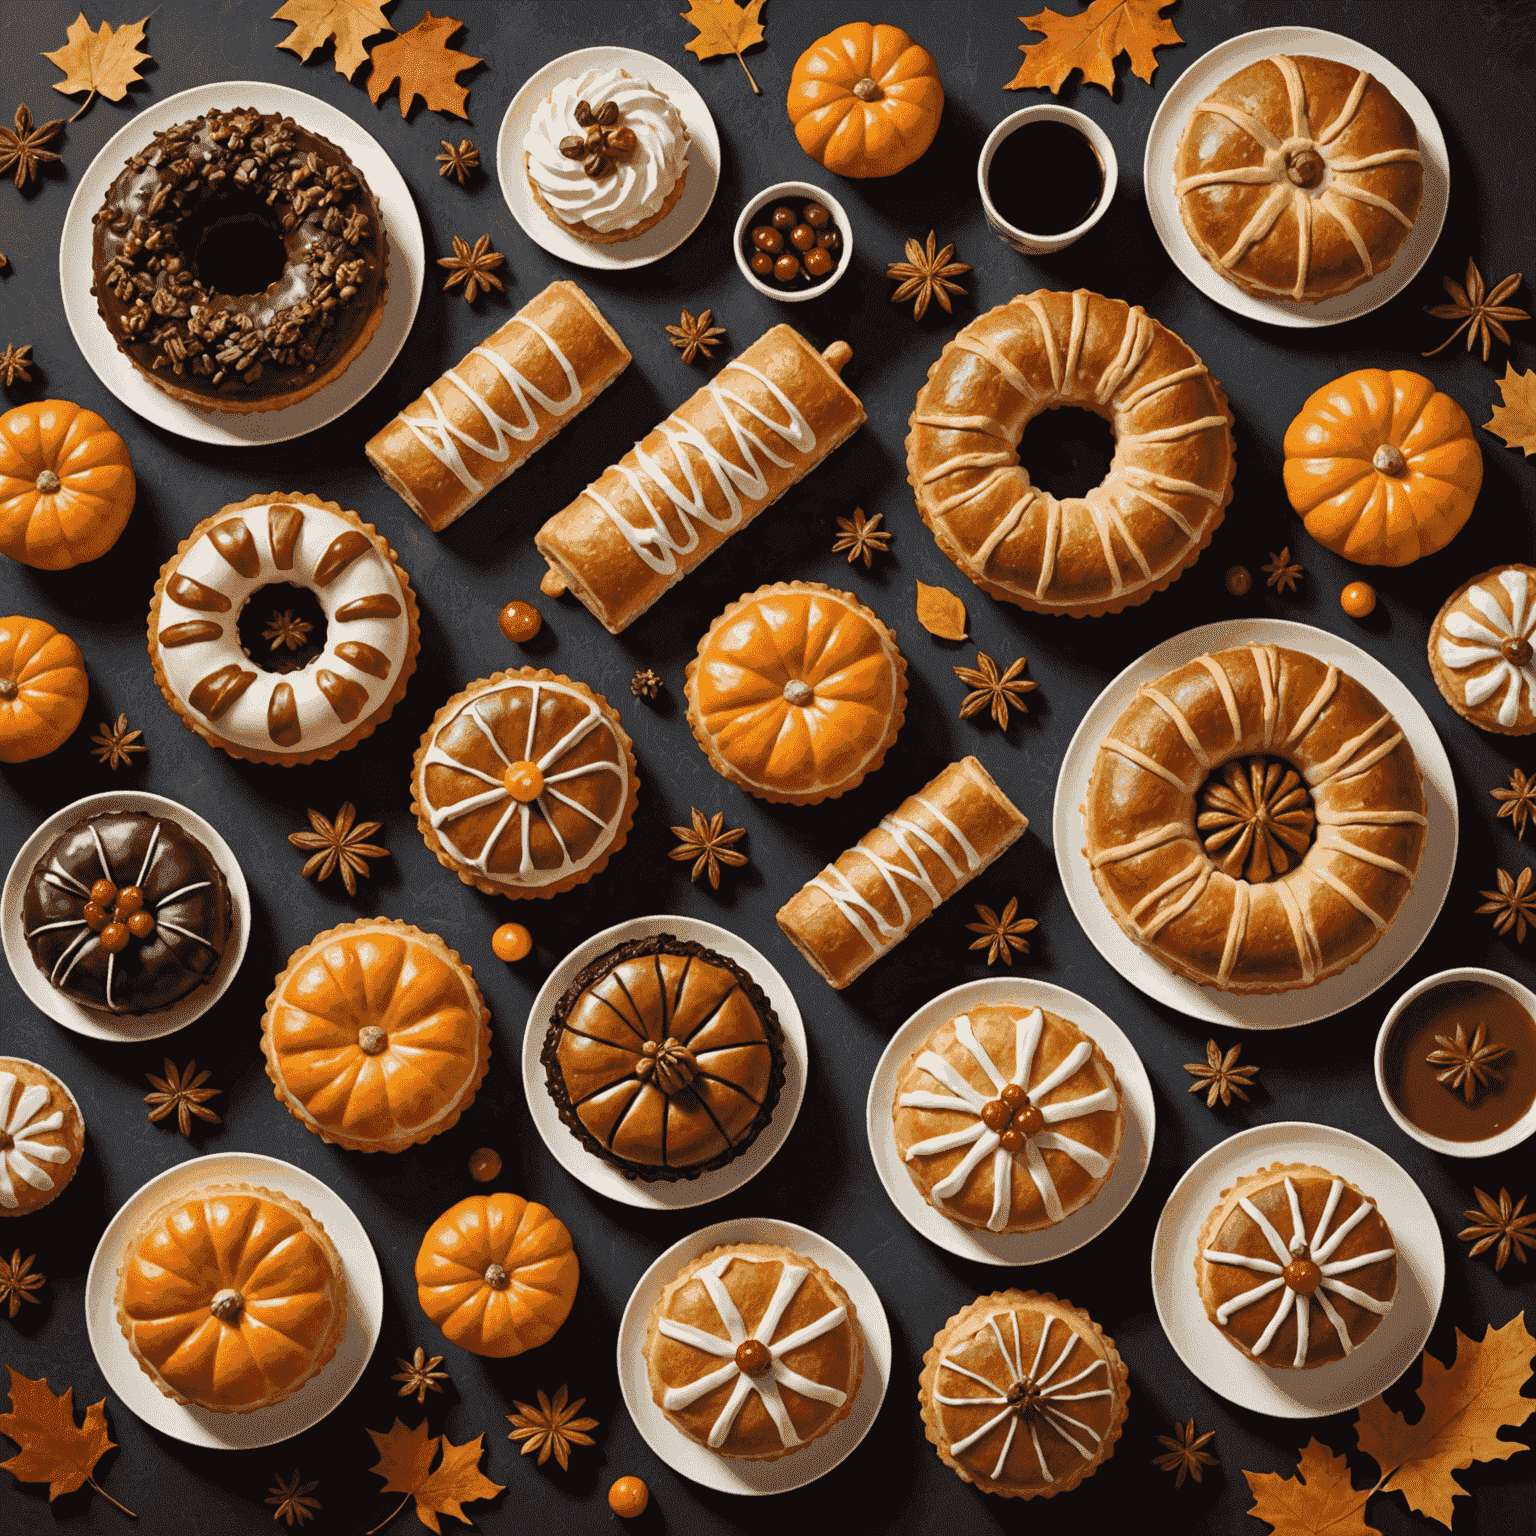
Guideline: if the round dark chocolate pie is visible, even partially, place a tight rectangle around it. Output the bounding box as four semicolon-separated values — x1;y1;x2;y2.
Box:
542;934;785;1181
23;810;232;1014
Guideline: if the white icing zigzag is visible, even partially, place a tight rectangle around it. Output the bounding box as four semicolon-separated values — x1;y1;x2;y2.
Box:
0;1071;70;1209
1437;568;1536;729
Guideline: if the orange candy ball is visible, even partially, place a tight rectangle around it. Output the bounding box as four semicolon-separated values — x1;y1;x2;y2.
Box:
492;922;531;962
468;1146;502;1182
126;910;155;938
1341;580;1377;619
499;601;542;643
502;761;544;802
90;878;118;907
1224;565;1253;596
608;1477;649;1519
98;921;130;954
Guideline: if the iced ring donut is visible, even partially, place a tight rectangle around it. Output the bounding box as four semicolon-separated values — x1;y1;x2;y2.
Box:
148;492;420;764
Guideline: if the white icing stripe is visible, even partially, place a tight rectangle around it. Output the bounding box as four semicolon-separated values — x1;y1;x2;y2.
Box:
0;1072;69;1208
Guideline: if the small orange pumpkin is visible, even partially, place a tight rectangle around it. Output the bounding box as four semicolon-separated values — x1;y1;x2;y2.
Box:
0;615;88;763
0;400;135;569
415;1193;578;1357
787;23;943;179
1282;369;1483;566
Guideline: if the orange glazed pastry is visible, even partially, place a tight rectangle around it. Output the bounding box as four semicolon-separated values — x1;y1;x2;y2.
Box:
0;1058;85;1217
116;1183;347;1413
1428;565;1536;735
644;1241;863;1460
262;920;491;1153
685;581;906;804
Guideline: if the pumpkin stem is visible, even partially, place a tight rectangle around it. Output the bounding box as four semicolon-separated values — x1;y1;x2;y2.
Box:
0;678;16;701
484;1262;510;1290
35;469;61;495
210;1287;244;1322
358;1024;388;1055
782;679;815;706
1372;444;1408;476
852;77;881;101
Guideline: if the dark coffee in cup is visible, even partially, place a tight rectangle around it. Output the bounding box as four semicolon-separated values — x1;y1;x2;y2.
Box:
985;119;1105;237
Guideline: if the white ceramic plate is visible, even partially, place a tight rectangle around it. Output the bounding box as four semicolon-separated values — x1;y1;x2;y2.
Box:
523;915;806;1209
59;81;424;444
1143;27;1449;327
2;791;251;1043
1150;1121;1442;1418
1053;618;1457;1029
865;978;1154;1265
497;46;719;270
616;1216;890;1495
85;1152;383;1449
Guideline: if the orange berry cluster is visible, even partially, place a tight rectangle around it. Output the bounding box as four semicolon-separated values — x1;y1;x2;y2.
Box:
84;878;154;953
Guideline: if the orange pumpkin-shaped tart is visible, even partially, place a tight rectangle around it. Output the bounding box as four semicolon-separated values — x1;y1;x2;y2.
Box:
116;1182;347;1413
0;615;88;763
1282;370;1482;566
262;919;491;1154
0;399;136;569
686;582;906;804
415;1192;579;1358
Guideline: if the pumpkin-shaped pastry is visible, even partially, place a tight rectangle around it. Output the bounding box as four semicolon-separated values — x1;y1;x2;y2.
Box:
415;1192;579;1357
0;615;88;763
1429;564;1536;735
685;582;906;804
0;400;136;569
116;1182;347;1413
1283;370;1482;565
262;920;491;1153
788;23;943;178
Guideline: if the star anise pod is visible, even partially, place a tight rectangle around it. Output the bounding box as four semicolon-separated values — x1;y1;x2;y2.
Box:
262;609;311;651
144;1058;222;1138
965;897;1037;965
0;1250;45;1319
0;104;63;190
1423;259;1528;362
265;1470;321;1527
1262;547;1304;594
288;803;390;897
90;713;144;770
0;342;31;388
436;138;480;183
954;651;1037;729
1152;1418;1219;1488
1478;865;1536;941
1184;1038;1259;1109
1493;768;1536;840
392;1347;449;1404
1427;1021;1512;1103
831;508;892;567
506;1385;598;1470
630;667;663;699
1459;1187;1536;1271
438;233;505;303
668;808;748;890
665;307;727;364
887;230;971;320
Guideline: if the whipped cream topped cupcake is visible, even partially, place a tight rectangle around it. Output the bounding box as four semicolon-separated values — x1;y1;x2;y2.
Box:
524;67;690;244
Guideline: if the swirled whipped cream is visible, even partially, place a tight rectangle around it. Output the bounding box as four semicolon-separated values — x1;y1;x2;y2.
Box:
524;67;689;235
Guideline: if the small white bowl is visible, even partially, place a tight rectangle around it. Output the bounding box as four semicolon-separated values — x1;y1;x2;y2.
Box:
733;180;852;303
1373;966;1536;1158
977;105;1118;255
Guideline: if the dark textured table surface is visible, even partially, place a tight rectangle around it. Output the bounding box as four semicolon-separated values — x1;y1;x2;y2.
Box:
1;0;1533;1531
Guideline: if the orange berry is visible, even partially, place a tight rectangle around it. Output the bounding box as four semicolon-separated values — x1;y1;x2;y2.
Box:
83;901;108;931
1341;581;1376;619
1224;565;1252;596
502;761;544;802
126;910;155;938
114;885;144;915
468;1146;502;1182
608;1477;649;1519
498;600;542;643
492;922;531;962
90;878;118;907
98;922;130;954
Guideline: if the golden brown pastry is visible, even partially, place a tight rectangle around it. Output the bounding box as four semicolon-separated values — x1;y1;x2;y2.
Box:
1428;565;1536;735
0;1058;85;1217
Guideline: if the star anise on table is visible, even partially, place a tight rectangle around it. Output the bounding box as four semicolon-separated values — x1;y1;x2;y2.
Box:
1184;1039;1259;1109
1262;547;1304;594
506;1385;598;1470
669;808;748;890
265;1469;321;1527
965;897;1037;965
0;105;63;190
0;342;31;388
392;1347;449;1405
90;713;144;770
1423;259;1528;362
262;609;311;651
1427;1021;1512;1103
1459;1187;1536;1272
630;667;663;699
288;803;390;897
0;1249;45;1319
1152;1418;1219;1487
1477;865;1536;941
832;508;892;567
665;307;727;364
1493;768;1536;839
438;233;505;303
144;1058;222;1138
436;137;480;183
954;651;1037;729
887;230;971;321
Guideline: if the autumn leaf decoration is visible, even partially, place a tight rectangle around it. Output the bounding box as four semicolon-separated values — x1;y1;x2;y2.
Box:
681;0;766;95
1485;364;1536;457
273;0;396;78
1246;1312;1536;1534
1007;0;1183;95
366;1418;503;1535
43;12;153;121
366;12;480;119
0;1368;136;1516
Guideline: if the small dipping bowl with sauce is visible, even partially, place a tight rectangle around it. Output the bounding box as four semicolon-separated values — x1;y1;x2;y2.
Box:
1374;966;1536;1158
978;105;1118;256
733;180;852;304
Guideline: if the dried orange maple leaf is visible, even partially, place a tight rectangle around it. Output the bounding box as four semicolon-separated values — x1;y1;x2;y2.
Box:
0;1368;135;1516
1246;1439;1382;1536
1485;364;1536;457
366;1418;503;1535
1007;0;1183;94
681;0;766;94
43;12;152;121
915;580;968;641
365;11;479;119
273;0;396;79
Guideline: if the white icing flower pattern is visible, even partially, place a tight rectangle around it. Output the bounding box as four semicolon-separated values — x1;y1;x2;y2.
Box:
1438;568;1536;729
0;1070;70;1209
